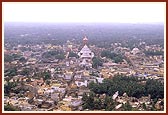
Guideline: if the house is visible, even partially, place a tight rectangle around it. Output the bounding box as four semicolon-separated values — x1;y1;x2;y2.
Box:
40;101;52;109
115;104;122;110
131;48;140;55
71;100;82;107
95;77;104;83
75;80;87;87
74;74;82;80
51;93;60;101
112;91;119;100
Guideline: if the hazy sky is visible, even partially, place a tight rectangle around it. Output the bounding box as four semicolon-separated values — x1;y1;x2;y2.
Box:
3;2;165;23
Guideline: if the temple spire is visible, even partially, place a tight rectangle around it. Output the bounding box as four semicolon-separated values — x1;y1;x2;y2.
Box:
83;36;88;45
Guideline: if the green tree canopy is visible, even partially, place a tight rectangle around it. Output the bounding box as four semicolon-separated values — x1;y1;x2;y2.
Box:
43;71;51;81
144;50;164;56
4;103;20;111
92;57;103;69
101;50;124;63
88;75;164;99
42;50;65;60
68;51;79;58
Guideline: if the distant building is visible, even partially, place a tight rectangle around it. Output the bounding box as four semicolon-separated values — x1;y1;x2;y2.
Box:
78;36;94;67
131;48;140;55
112;91;119;100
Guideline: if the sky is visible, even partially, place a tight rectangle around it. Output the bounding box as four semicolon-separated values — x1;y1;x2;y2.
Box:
3;2;166;23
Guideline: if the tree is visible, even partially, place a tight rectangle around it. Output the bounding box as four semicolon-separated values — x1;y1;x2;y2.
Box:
20;68;31;76
43;71;51;81
12;54;21;60
87;75;164;100
4;54;13;62
42;50;65;60
101;50;112;58
113;56;123;63
19;57;27;63
68;51;79;58
101;50;124;63
46;80;51;86
122;101;133;111
55;54;65;60
82;92;88;102
5;68;17;77
82;92;95;110
142;103;147;110
144;50;164;56
145;79;164;99
92;57;103;69
82;92;116;111
4;103;20;111
4;81;17;95
104;96;116;111
94;98;102;110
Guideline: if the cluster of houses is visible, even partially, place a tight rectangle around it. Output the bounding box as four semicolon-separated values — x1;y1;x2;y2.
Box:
4;37;164;111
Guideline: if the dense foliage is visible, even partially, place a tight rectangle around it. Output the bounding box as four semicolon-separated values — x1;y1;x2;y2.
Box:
5;67;17;77
82;92;117;110
4;82;17;95
20;68;32;76
4;103;20;111
68;51;79;58
4;54;22;62
82;91;133;111
19;57;27;63
82;76;164;110
88;76;164;99
101;50;124;63
42;50;65;60
145;79;164;99
42;71;52;81
92;57;103;69
144;50;164;56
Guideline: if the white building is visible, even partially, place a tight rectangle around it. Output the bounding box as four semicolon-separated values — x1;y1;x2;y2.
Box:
112;91;119;100
131;48;140;55
78;37;94;67
75;80;88;87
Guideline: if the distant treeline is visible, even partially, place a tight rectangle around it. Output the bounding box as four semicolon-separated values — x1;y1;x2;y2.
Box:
4;23;164;48
144;50;164;56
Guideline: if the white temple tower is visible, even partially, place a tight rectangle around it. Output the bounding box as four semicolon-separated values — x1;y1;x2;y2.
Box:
78;36;94;67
